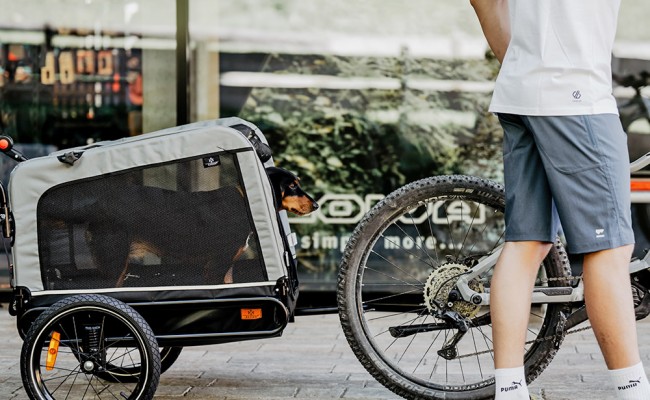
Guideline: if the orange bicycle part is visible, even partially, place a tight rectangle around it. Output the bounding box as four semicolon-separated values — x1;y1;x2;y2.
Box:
45;331;61;371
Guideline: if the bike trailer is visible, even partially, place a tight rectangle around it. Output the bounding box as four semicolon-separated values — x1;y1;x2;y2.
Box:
7;117;299;346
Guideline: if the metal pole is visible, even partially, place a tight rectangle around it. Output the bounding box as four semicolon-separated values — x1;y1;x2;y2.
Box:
176;0;190;125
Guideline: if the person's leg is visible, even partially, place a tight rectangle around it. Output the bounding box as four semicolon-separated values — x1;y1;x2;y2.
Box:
583;244;639;370
584;245;650;399
492;241;552;399
491;240;553;368
524;114;649;398
494;114;558;399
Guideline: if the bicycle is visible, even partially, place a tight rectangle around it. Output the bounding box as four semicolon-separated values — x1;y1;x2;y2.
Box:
337;123;650;398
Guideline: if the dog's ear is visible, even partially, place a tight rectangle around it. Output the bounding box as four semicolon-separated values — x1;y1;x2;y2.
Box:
266;166;298;185
265;167;285;210
265;166;282;186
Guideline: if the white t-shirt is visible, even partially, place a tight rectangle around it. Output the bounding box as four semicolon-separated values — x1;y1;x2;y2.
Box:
489;0;621;116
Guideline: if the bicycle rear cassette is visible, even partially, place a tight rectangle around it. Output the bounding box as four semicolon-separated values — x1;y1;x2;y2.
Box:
424;263;484;318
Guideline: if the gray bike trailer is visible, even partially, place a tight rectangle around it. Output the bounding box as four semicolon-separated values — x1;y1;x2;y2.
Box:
9;117;299;344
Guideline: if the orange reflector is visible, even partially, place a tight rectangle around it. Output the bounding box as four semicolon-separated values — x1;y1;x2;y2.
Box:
0;139;9;151
46;331;61;371
631;180;650;191
241;308;262;320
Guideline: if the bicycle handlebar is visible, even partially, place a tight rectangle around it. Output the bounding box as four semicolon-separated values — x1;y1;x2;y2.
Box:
613;71;650;90
631;152;650;173
0;136;28;162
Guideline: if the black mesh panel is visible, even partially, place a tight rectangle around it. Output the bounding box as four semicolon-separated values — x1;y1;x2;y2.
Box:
37;151;267;290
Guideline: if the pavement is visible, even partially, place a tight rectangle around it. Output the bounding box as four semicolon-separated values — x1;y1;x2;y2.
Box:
1;303;650;400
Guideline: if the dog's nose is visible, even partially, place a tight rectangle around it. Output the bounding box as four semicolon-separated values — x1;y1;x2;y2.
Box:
312;201;319;210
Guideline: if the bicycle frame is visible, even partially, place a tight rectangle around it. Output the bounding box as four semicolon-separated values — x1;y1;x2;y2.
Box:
455;152;650;307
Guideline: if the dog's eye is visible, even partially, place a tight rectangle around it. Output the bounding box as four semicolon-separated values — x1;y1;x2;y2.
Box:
289;183;296;189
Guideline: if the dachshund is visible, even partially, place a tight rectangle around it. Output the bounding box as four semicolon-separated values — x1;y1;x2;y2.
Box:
106;166;319;286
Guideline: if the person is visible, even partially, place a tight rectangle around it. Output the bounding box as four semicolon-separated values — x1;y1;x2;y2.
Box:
469;1;650;399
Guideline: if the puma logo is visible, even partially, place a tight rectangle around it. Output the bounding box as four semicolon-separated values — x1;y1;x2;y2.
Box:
500;380;522;392
618;378;641;391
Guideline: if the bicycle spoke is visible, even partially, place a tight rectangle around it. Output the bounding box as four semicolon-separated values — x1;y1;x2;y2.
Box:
362;288;424;306
366;306;428;322
364;263;423;289
401;209;437;267
374;235;435;274
339;177;569;397
470;328;484;379
425;201;442;265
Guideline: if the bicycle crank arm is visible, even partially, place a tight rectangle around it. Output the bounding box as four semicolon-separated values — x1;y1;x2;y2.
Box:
564;305;587;330
634;290;650;320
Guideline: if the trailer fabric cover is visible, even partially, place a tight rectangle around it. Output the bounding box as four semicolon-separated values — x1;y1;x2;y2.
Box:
9;118;287;294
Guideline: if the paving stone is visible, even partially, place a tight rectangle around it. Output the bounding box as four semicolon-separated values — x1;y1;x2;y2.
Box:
2;304;650;399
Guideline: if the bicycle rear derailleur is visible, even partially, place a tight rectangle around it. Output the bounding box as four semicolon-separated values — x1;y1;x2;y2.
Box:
389;262;485;360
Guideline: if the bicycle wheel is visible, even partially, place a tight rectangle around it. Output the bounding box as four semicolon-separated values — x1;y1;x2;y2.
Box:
337;175;571;400
21;294;161;400
95;346;182;383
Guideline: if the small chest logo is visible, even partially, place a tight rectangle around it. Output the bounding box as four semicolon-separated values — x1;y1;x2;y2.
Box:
572;90;582;101
595;228;605;238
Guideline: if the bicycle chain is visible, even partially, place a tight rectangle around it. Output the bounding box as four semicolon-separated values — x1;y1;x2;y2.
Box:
456;325;592;359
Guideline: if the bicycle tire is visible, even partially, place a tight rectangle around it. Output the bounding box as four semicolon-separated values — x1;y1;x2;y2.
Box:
337;175;571;400
21;294;161;400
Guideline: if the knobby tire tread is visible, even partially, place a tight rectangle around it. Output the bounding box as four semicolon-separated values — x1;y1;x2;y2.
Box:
337;175;571;400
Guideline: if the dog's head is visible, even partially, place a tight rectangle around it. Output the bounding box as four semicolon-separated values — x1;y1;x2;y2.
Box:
266;166;319;216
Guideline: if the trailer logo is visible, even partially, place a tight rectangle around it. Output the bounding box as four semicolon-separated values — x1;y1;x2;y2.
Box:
202;155;221;168
288;193;486;226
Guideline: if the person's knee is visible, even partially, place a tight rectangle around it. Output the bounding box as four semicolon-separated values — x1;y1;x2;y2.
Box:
584;244;634;263
506;240;553;253
503;240;553;266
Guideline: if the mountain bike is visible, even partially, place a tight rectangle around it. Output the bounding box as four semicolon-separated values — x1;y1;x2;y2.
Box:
337;133;650;399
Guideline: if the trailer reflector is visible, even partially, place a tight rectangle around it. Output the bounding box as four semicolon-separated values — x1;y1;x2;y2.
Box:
46;331;61;370
241;308;262;320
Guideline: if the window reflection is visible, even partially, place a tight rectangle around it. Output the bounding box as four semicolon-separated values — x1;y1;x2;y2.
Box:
0;0;175;147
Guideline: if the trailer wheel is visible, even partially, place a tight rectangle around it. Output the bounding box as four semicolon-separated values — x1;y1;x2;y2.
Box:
21;294;161;400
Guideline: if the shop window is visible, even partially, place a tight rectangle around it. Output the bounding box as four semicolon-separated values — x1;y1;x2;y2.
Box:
0;0;176;148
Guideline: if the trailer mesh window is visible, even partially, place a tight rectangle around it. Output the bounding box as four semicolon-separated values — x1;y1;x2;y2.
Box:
36;152;267;290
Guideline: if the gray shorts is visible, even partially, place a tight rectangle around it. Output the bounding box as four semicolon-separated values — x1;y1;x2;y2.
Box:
498;113;635;254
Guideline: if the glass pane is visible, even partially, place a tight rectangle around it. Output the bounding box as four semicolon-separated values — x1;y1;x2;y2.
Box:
186;0;650;292
0;0;176;148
